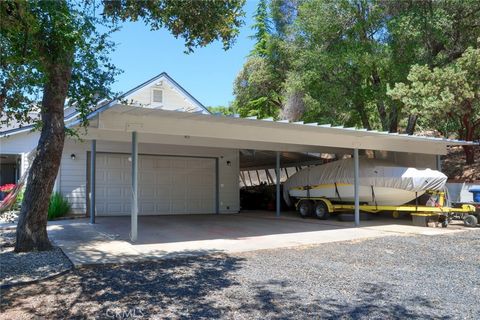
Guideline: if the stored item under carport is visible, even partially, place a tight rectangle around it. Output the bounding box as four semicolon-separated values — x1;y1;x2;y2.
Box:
294;191;475;227
285;158;475;227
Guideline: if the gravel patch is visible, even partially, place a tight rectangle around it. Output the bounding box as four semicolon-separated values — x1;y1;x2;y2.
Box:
0;210;19;223
1;230;479;319
0;228;73;288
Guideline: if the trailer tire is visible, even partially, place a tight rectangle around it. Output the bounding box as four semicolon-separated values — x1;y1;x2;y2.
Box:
314;201;329;220
298;200;314;218
464;215;478;227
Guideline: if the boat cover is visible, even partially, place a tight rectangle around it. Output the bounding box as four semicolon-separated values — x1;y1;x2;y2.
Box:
283;157;447;205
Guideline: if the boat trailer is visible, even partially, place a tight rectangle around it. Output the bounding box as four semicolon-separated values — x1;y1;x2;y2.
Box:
295;191;476;227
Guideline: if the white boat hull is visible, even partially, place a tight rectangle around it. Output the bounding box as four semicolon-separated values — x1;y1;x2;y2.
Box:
289;184;425;206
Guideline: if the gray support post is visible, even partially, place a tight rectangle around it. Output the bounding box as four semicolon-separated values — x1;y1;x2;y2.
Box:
276;151;281;217
89;140;96;224
436;155;442;171
215;158;220;214
354;148;360;227
131;132;138;242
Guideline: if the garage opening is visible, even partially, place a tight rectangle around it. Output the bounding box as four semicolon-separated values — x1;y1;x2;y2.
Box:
239;150;335;212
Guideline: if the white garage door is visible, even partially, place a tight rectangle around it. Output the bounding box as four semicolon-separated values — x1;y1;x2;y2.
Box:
95;153;216;216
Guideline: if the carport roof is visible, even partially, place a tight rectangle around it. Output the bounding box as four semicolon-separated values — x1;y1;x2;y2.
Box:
77;104;476;156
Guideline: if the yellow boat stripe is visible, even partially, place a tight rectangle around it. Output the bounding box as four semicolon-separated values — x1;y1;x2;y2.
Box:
290;183;352;191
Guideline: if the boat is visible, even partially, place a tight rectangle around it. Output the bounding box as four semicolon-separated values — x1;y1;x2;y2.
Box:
283;158;447;206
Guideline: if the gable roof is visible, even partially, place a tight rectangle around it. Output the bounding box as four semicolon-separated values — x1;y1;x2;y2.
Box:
118;72;210;113
0;72;210;137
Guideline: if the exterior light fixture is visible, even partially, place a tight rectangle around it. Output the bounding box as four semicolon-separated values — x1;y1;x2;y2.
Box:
226;161;231;166
70;154;76;160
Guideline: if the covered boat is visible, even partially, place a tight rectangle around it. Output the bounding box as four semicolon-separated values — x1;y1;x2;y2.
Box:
283;158;447;206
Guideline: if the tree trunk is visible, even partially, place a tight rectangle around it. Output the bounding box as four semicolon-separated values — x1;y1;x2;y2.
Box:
460;115;476;166
354;101;371;130
15;62;71;252
405;114;417;135
388;104;399;133
463;145;475;165
281;90;305;121
370;68;388;131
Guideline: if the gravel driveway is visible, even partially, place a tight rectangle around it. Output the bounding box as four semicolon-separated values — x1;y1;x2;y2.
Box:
1;230;479;319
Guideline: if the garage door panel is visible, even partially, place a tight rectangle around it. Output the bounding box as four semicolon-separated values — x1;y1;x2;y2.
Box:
155;202;171;212
139;188;155;197
140;157;155;167
140;202;155;213
154;159;171;168
172;200;186;213
96;154;216;216
155;186;172;197
105;203;123;214
156;175;172;185
139;172;155;184
173;159;186;168
106;187;124;197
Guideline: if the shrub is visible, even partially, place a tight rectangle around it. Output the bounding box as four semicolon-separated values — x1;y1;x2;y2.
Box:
12;188;25;210
48;192;71;220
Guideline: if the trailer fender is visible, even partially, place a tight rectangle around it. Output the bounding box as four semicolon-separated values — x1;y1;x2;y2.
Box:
314;198;334;214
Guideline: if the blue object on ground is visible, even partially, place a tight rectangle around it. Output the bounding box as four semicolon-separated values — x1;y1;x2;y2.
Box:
469;186;480;202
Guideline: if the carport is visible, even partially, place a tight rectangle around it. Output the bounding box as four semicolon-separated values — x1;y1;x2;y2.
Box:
77;104;474;241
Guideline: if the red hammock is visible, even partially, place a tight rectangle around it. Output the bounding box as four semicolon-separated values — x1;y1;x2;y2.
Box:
0;151;35;212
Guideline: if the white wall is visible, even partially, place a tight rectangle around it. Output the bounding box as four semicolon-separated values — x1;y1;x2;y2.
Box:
127;80;200;112
61;138;240;215
446;182;480;203
0;131;39;177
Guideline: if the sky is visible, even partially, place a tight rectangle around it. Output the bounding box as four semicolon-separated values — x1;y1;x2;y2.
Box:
108;1;258;108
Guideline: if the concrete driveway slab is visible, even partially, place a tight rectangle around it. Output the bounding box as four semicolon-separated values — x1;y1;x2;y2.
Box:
47;212;468;267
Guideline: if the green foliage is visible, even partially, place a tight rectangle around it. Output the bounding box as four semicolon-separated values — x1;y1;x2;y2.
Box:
386;0;480;68
207;105;236;116
12;188;24;211
233;0;480;132
233;0;298;120
47;192;71;220
233;56;281;119
250;0;270;57
1;0;245;129
0;1;120;129
388;45;480;141
103;0;245;53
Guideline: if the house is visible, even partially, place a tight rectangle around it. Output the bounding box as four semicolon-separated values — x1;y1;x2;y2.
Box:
1;73;239;217
0;73;475;240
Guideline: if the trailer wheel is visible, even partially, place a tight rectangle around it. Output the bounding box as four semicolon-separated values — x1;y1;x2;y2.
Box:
392;211;401;219
464;215;478;227
298;200;314;218
314;201;329;220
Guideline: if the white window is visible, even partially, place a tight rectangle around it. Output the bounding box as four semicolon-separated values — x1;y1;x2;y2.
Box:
152;89;163;103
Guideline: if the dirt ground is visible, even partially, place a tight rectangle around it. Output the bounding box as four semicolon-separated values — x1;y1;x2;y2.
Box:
443;146;480;181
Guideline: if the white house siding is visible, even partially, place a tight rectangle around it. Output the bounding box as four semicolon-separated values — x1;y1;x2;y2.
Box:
61;138;240;215
0;131;39;177
126;80;200;112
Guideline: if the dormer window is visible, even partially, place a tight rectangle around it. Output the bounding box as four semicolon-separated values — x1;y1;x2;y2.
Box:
152;89;163;104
